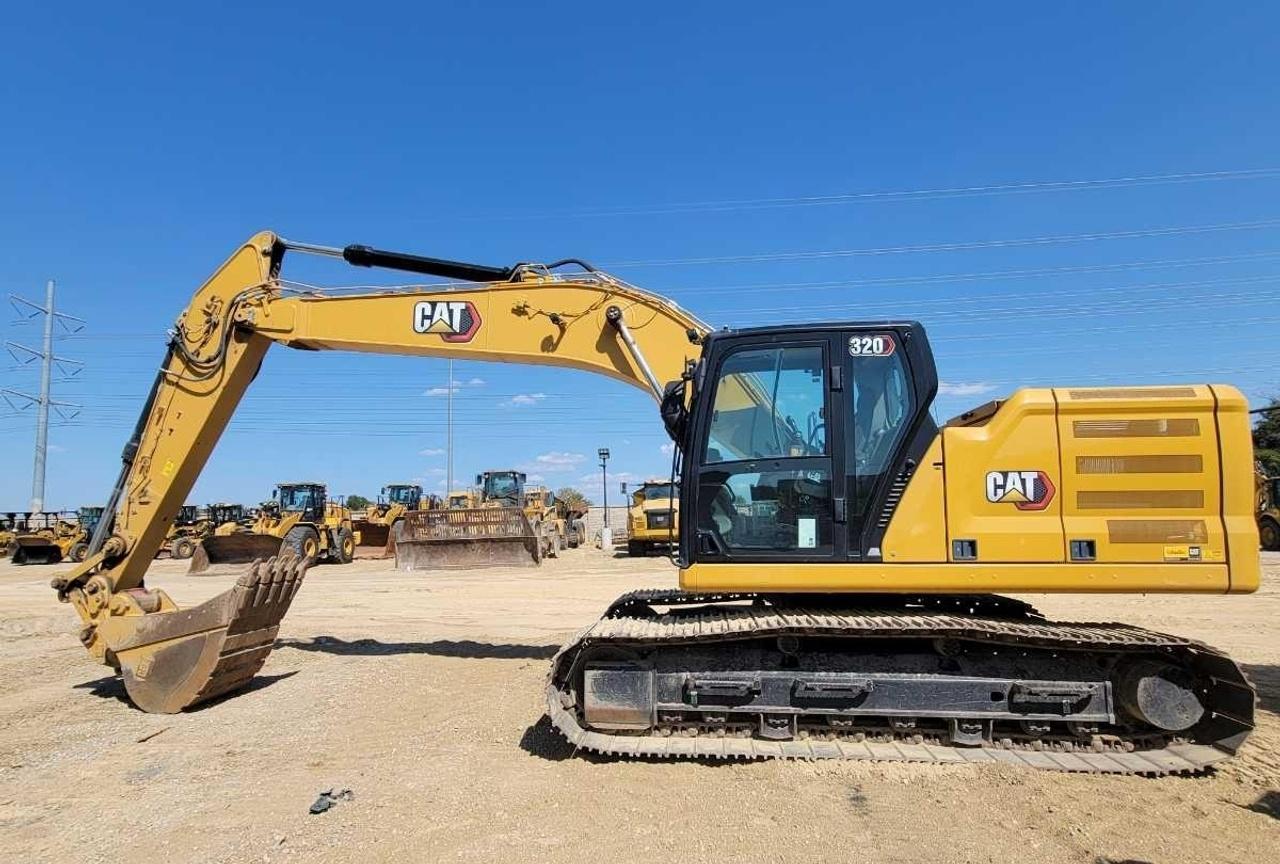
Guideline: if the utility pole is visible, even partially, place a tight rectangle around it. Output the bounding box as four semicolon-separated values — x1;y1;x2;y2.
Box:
446;360;454;495
598;448;611;526
4;282;84;513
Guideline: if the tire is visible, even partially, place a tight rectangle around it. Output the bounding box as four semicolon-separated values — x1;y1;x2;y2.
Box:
627;539;644;557
336;526;355;563
1261;517;1280;552
171;537;197;560
548;531;562;558
284;526;322;561
69;541;90;563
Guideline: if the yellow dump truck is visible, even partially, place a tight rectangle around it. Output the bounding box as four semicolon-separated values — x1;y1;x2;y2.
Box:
626;479;679;556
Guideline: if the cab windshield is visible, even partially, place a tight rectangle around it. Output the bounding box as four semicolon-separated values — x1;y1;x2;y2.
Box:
386;486;419;506
641;483;675;501
279;486;318;511
483;473;521;504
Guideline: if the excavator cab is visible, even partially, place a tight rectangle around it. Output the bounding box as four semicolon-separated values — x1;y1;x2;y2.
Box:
679;324;936;567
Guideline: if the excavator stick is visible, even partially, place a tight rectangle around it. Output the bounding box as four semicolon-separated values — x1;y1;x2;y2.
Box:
188;533;286;575
395;507;541;570
104;554;310;713
12;535;64;565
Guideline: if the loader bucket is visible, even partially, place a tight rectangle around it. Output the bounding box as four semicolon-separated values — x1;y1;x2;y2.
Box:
352;520;393;557
188;533;285;574
104;554;309;713
395;507;541;570
12;535;64;565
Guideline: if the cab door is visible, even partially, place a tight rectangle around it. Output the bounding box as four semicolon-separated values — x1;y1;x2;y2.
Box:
689;334;846;562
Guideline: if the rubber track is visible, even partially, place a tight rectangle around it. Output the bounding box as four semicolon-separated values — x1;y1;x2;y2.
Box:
546;590;1255;775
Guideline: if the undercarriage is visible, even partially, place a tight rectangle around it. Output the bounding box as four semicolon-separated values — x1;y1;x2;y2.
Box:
546;590;1254;774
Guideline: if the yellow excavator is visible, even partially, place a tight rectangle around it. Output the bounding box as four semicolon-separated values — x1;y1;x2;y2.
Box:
53;232;1261;775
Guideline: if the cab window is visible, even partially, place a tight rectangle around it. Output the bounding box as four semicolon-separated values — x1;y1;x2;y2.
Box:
704;346;826;463
698;345;833;557
849;350;913;519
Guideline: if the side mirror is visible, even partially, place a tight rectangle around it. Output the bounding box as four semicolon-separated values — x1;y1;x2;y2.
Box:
475;474;483;486
272;489;278;499
620;482;628;495
660;379;688;447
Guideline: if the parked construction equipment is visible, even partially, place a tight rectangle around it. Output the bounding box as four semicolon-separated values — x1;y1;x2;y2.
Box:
0;514;15;558
625;479;679;556
189;482;356;572
525;486;587;551
163;504;204;560
52;232;1261;775
397;470;546;569
10;506;96;568
353;483;439;555
1259;468;1280;551
446;490;479;509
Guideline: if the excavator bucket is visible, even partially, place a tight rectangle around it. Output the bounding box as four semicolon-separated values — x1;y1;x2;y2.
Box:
11;535;64;565
188;533;285;574
105;554;309;713
395;507;541;570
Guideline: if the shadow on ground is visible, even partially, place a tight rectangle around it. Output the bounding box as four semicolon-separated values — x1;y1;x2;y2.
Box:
1242;664;1279;714
278;635;558;660
73;670;298;711
1241;789;1280;821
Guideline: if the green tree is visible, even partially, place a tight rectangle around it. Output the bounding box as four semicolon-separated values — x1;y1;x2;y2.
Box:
346;494;372;510
1254;398;1280;477
555;487;592;512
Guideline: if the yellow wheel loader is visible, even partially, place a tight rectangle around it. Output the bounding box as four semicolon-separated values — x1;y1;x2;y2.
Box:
209;502;251;536
12;510;85;565
52;232;1263;775
1258;469;1280;551
523;485;576;557
0;513;15;558
352;483;434;556
446;490;479;509
625;479;679;557
189;483;356;573
161;504;205;560
396;470;546;570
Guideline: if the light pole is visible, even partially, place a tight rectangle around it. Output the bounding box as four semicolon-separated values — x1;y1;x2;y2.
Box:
598;448;610;527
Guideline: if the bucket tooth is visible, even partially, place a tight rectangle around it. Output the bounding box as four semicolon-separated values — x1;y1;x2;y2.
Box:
106;553;311;713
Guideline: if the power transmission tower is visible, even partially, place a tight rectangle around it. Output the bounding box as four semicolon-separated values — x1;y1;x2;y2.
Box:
3;281;85;512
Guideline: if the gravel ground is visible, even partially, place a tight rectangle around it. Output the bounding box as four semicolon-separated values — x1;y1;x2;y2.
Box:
1;549;1276;863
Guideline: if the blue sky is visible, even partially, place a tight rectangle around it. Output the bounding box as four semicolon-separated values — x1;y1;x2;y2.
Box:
2;2;1278;510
